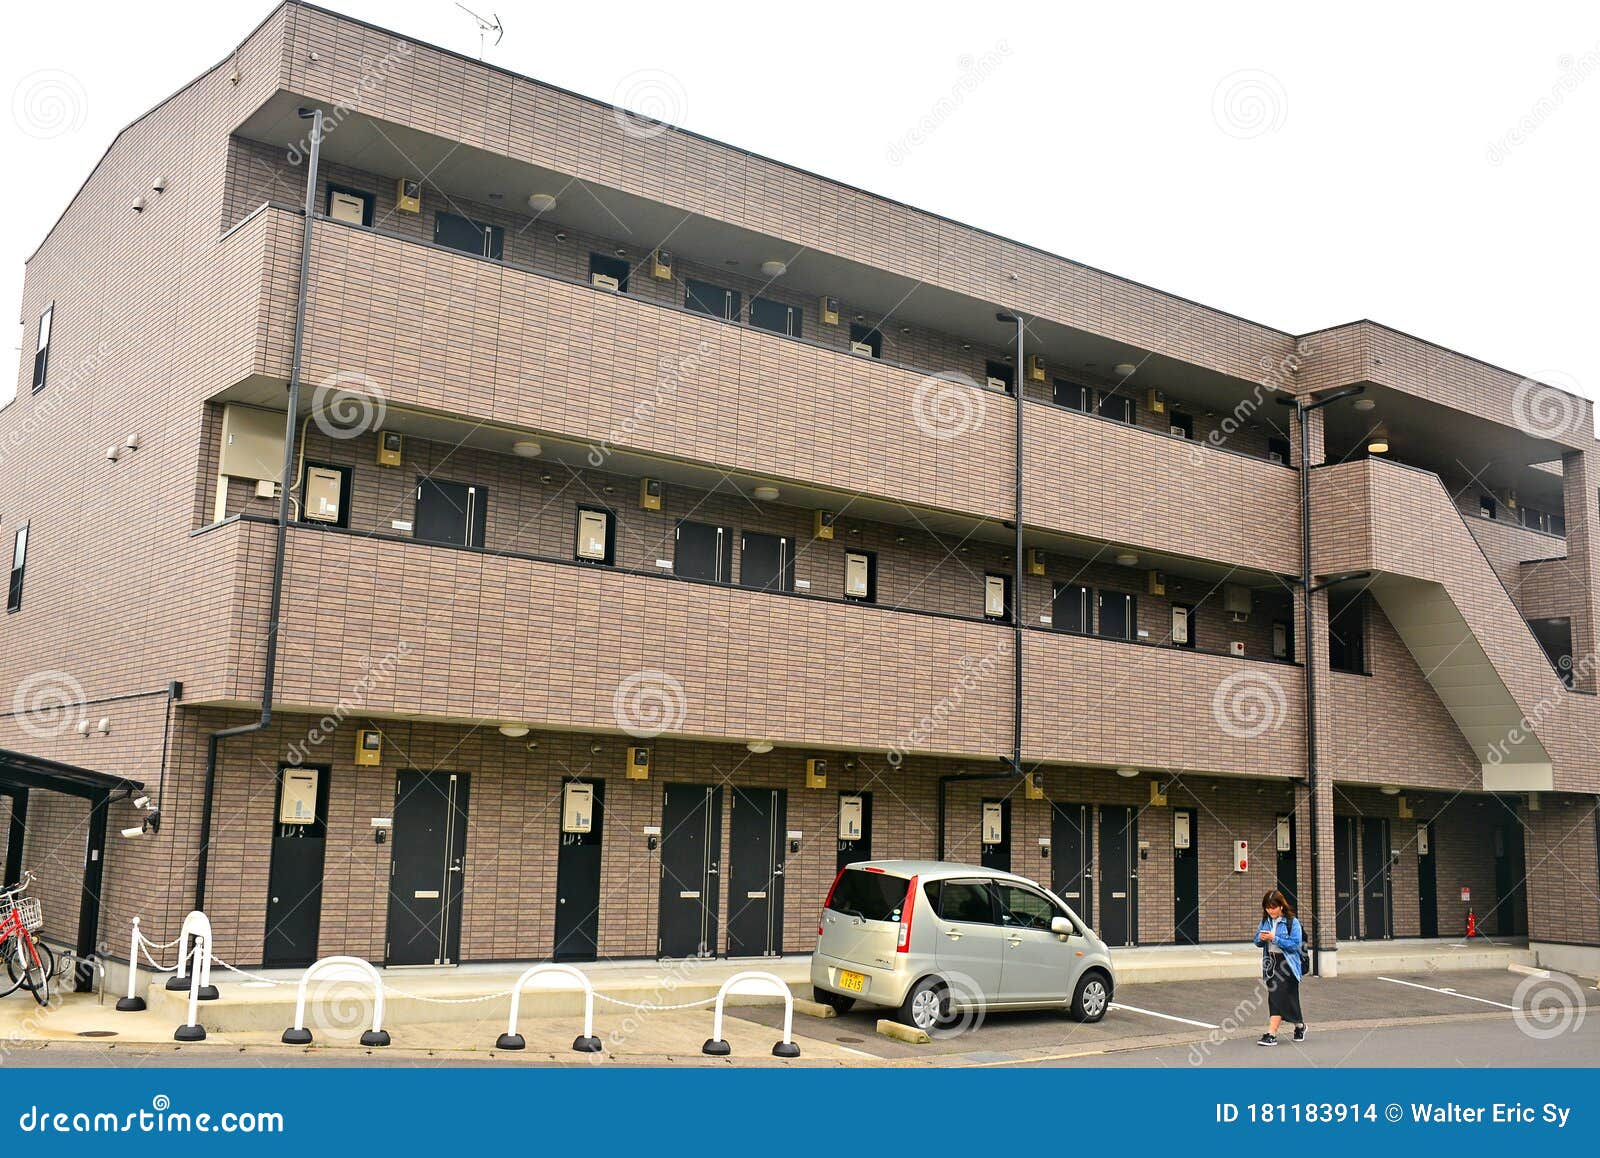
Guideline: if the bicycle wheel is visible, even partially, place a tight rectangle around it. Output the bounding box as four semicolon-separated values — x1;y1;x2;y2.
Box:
0;937;23;998
6;935;51;1005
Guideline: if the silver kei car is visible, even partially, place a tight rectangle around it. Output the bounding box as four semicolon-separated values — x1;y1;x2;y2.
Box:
810;860;1115;1032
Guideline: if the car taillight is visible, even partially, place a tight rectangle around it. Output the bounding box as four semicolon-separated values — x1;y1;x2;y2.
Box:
819;865;847;935
897;874;919;953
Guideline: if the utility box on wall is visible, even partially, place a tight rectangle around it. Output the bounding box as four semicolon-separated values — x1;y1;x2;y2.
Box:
354;728;382;766
981;801;1004;845
561;782;594;834
806;759;827;789
838;794;863;840
626;747;651;780
1233;839;1250;872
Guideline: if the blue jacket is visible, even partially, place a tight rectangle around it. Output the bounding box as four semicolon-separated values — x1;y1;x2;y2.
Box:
1255;915;1303;981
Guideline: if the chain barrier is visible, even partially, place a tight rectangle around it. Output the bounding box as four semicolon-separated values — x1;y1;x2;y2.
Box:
593;992;720;1011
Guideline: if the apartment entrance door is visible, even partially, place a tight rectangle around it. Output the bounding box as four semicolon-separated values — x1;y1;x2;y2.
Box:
553;780;604;962
1361;817;1393;939
1050;802;1092;925
1173;809;1200;944
264;765;330;968
658;784;723;958
1418;821;1438;938
1334;816;1360;940
386;771;469;966
1098;806;1138;946
980;798;1011;872
414;478;486;548
727;788;785;957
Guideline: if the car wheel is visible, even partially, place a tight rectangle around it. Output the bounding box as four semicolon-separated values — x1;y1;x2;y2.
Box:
1070;970;1111;1022
814;987;855;1014
898;977;949;1032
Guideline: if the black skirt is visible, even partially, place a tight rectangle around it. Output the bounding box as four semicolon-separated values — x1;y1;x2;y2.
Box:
1265;954;1303;1023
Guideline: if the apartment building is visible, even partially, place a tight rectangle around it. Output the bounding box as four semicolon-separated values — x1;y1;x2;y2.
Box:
2;2;1597;987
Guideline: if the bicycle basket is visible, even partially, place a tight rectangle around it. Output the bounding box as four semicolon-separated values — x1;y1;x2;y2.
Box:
11;897;41;933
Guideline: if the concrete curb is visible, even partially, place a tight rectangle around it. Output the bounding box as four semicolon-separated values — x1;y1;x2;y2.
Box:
875;1019;930;1045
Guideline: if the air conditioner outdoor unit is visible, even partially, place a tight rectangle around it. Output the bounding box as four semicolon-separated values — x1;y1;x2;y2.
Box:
591;273;621;291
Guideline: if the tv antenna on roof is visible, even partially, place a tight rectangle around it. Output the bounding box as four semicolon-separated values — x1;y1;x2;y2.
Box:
454;3;504;60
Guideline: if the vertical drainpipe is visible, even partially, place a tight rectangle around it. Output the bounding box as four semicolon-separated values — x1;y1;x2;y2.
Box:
193;107;323;911
1295;400;1324;975
999;312;1026;780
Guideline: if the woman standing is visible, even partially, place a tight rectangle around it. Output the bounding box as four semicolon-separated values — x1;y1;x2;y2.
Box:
1255;889;1307;1046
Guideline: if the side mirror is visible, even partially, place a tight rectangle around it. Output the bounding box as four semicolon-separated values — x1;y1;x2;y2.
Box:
1051;916;1075;937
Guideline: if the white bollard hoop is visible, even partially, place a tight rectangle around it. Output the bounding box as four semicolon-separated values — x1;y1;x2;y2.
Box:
281;956;390;1047
496;963;601;1053
166;911;217;1000
701;970;799;1058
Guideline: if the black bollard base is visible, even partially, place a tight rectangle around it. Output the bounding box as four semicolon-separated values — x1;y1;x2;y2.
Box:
164;975;190;992
115;996;147;1012
496;1032;527;1051
572;1035;602;1053
173;1024;206;1042
196;985;220;1002
701;1038;731;1056
360;1029;391;1047
772;1041;801;1058
281;1027;313;1045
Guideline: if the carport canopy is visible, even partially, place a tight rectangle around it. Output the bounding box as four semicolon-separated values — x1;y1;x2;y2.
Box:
0;747;144;992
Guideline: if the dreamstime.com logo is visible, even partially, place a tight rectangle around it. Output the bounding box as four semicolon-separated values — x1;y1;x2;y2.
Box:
1211;69;1288;139
613;670;688;739
12;670;87;740
12;69;87;139
1211;670;1288;740
15;1094;284;1135
912;371;987;442
1512;970;1587;1040
310;371;388;441
1510;371;1585;441
611;69;687;140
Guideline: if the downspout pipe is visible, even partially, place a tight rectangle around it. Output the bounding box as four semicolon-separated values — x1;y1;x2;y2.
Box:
997;312;1026;781
194;107;324;911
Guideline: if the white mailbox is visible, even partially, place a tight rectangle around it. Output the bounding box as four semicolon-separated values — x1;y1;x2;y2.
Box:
838;794;864;841
562;782;594;834
981;801;1004;845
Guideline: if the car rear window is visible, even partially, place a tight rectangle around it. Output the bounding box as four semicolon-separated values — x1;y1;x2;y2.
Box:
828;869;910;922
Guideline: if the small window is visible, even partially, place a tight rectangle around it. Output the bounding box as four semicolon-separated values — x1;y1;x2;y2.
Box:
685;280;741;321
32;306;52;394
995;883;1059;931
1171;603;1196;648
1053;378;1090;412
1267;437;1292;464
1052;582;1091;634
844;550;876;602
1169;411;1194;439
1328;590;1366;674
326;185;374;226
930;880;997;925
588;252;630;293
750;297;802;338
1098;392;1135;424
7;524;27;613
1479;495;1497;520
433;212;504;259
984;360;1015;393
1272;620;1292;660
1098;590;1135;640
300;462;352;528
849;323;882;358
983;573;1012;622
575;507;616;565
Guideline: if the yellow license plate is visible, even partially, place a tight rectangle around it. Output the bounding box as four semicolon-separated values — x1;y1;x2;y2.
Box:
838;970;866;992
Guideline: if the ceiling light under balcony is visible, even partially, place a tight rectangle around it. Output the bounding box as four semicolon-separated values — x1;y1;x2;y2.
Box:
752;484;780;502
527;192;558;213
1113;362;1137;379
498;724;531;738
760;260;788;278
1366;425;1390;455
1115;552;1139;567
1115;766;1141;779
513;440;543;458
1380;784;1401;796
1352;397;1376;412
746;740;774;754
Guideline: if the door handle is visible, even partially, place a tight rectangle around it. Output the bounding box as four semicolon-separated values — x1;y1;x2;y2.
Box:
943;928;962;941
1007;937;1022;948
271;896;279;904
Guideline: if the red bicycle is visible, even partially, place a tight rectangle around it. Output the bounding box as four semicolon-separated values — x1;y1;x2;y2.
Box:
0;871;51;1006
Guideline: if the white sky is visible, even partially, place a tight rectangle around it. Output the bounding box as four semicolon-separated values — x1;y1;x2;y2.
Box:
3;1;1597;412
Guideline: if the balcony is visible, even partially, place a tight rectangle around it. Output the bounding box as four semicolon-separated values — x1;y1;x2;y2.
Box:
188;518;1304;777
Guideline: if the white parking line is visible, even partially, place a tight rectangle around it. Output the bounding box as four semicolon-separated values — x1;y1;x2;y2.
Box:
1377;975;1517;1010
1109;1001;1220;1029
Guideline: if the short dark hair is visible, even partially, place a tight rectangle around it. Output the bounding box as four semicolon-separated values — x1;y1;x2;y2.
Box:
1261;889;1295;920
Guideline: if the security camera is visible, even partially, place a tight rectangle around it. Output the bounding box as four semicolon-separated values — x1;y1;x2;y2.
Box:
132;795;150;810
121;825;145;839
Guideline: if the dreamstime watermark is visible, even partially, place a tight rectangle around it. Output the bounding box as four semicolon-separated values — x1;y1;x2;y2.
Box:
1187;338;1313;463
885;42;1012;166
587;339;715;466
613;669;688;739
1212;69;1287;140
1211;670;1289;740
888;637;1010;767
1;341;113;465
286;41;414;164
11;670;87;741
912;371;988;443
12;70;87;140
1187;976;1270;1065
611;69;687;140
1483;649;1598;767
591;952;714;1063
310;371;388;441
1487;43;1600;166
285;641;412;766
1512;970;1587;1040
1509;371;1585;442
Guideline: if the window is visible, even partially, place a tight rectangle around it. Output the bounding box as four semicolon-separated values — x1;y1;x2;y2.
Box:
995;883;1060;932
685;279;740;321
1098;590;1135;640
1267;437;1291;464
827;868;910;923
575;507;615;565
1272;620;1292;660
433;212;503;259
984;360;1014;393
927;879;997;924
325;185;374;226
983;573;1012;622
1328;590;1366;674
300;462;351;528
1519;505;1565;536
32;306;52;394
1479;495;1497;519
1098;392;1135;423
1053;378;1091;412
1052;582;1091;634
844;550;876;602
1169;411;1194;439
849;322;882;358
1171;603;1196;648
7;524;27;613
588;252;630;293
750;297;802;337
